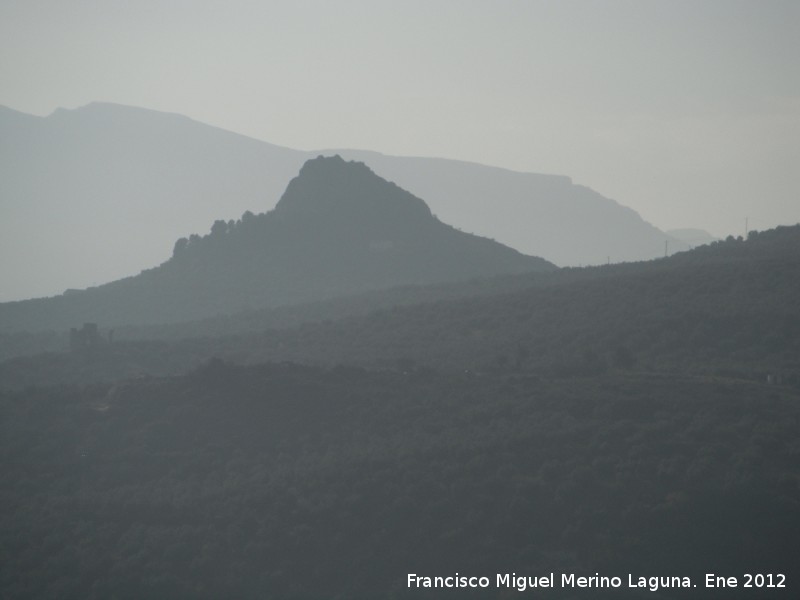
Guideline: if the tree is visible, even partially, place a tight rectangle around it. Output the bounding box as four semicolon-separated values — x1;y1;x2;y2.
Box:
210;220;228;236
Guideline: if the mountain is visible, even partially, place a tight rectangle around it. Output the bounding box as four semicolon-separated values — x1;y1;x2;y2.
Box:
322;149;690;266
0;103;309;302
3;225;797;389
193;225;798;384
1;231;798;598
0;156;552;332
0;102;687;301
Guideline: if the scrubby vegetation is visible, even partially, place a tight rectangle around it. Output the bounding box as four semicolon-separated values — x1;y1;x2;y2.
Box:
1;226;798;598
3;226;798;390
2;362;798;598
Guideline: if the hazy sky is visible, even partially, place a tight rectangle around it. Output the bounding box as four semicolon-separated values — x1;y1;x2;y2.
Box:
1;0;798;237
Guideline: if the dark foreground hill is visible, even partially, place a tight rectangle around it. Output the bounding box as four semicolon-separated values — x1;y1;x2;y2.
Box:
0;156;552;332
1;362;798;599
1;228;797;598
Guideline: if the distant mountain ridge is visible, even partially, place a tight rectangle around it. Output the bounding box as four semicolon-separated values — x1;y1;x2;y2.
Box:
666;228;720;248
0;155;552;332
319;149;689;267
0;102;688;301
0;103;309;301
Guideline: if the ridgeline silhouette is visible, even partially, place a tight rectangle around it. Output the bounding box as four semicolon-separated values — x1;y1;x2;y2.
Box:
0;156;553;331
1;102;689;301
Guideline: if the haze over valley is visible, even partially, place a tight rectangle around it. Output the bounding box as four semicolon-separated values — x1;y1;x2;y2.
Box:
1;2;798;598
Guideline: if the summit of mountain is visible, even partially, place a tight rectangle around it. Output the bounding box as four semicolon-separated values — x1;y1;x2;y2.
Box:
0;155;552;332
1;102;688;301
273;155;432;224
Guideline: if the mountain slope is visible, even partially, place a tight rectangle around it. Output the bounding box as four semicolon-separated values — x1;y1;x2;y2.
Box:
0;103;309;301
2;225;797;390
212;225;796;379
324;149;689;266
0;156;552;332
1;102;687;301
2;365;798;598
